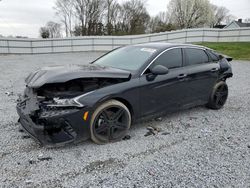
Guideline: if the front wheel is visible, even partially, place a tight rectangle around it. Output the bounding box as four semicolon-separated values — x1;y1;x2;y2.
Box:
90;100;131;144
206;81;229;110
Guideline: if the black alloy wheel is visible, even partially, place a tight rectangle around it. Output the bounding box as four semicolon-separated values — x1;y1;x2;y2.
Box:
207;81;228;110
90;100;131;144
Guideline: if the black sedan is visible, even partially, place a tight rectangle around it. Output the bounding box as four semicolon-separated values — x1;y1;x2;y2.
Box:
16;43;233;146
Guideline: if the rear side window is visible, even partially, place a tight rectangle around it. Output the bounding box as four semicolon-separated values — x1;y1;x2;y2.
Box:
207;50;220;62
185;48;209;66
152;49;182;69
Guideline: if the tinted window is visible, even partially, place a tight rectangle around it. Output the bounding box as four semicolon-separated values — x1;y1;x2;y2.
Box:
185;48;209;65
152;49;182;69
207;50;220;62
94;46;157;71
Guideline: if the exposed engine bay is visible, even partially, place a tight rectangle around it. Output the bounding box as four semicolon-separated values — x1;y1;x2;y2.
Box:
36;77;127;99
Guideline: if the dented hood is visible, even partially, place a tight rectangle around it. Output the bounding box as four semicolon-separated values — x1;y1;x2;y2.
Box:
25;64;131;88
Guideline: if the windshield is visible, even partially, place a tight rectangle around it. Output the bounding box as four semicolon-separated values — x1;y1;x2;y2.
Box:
93;46;157;71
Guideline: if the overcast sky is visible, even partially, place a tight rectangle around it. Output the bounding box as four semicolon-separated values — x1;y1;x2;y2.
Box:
0;0;249;38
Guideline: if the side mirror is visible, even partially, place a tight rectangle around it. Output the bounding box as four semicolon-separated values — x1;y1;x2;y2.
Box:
151;65;169;75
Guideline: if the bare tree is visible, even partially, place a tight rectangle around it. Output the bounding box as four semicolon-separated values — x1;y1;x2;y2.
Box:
40;27;50;38
50;0;236;36
105;0;119;35
40;21;62;38
167;0;213;29
54;0;74;37
109;2;121;34
225;15;237;24
149;11;176;33
73;0;106;36
88;0;105;35
73;0;120;35
115;0;150;35
210;5;230;27
73;0;86;35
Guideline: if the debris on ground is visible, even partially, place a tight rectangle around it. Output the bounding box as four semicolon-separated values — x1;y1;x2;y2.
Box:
38;153;44;158
25;179;33;184
28;159;36;165
155;117;163;122
162;132;171;136
21;135;31;139
28;157;52;165
18;129;24;133
5;91;14;96
144;126;162;137
144;127;156;137
38;157;52;162
202;117;209;123
122;135;131;141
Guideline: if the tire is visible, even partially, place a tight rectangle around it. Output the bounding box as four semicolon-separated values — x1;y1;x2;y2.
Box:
206;81;229;110
90;100;131;144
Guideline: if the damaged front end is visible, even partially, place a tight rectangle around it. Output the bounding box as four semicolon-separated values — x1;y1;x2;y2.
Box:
17;65;131;146
16;85;88;147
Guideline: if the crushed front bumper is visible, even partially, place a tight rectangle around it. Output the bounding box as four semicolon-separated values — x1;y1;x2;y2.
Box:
16;104;92;147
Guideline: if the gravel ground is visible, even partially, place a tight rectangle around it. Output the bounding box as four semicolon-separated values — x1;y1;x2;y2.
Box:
0;53;249;188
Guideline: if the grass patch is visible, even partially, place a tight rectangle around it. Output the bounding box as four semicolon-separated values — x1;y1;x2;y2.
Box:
196;42;250;61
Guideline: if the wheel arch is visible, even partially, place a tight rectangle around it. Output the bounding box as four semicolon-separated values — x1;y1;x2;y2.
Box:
95;96;135;122
111;97;135;122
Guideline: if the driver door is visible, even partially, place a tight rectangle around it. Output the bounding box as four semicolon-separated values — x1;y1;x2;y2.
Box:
139;48;189;117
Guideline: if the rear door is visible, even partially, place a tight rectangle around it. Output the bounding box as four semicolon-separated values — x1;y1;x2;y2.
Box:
183;48;220;106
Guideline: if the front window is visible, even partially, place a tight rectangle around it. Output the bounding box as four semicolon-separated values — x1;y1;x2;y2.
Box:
94;46;157;71
151;48;183;69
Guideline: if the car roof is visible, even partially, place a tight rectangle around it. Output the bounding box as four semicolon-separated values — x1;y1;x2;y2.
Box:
132;42;207;51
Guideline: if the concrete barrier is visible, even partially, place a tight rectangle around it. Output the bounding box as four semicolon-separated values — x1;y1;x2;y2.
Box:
0;27;249;54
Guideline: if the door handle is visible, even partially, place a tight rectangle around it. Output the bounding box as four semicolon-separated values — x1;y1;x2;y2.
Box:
211;68;219;72
177;74;187;79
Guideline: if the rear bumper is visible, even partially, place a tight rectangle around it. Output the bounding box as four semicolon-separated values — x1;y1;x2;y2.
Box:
16;105;91;147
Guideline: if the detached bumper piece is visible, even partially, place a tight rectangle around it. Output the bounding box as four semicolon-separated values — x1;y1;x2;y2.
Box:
17;104;79;147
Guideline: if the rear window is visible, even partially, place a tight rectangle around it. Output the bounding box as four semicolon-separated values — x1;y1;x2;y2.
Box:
185;48;209;65
207;50;220;62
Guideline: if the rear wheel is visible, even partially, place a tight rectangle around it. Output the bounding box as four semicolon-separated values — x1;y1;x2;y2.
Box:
207;81;228;110
90;100;131;144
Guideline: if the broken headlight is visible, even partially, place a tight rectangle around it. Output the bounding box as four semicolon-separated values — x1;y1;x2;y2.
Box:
48;98;84;108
